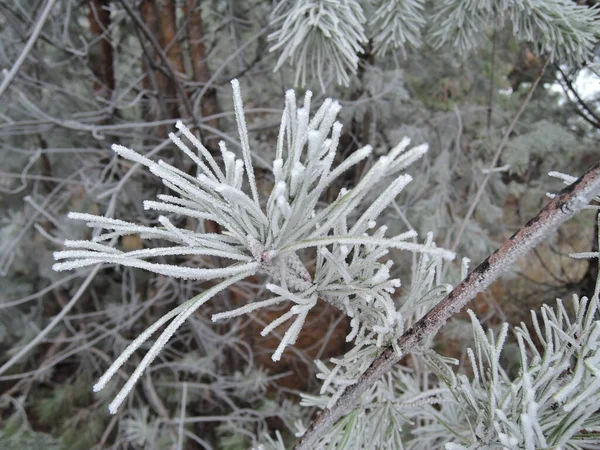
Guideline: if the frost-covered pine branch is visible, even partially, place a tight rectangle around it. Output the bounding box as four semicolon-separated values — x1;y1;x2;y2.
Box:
368;0;426;58
439;293;600;449
289;207;600;449
430;0;600;64
299;363;453;449
294;279;600;449
297;231;453;411
294;161;600;449
268;0;599;89
54;79;454;413
268;0;367;90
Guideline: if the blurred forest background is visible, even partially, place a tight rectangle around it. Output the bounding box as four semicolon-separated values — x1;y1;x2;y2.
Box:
0;0;599;449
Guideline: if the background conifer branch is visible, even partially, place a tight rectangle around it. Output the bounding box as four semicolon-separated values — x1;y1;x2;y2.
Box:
294;159;600;450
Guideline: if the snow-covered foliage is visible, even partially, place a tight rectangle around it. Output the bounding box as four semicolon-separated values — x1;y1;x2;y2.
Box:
279;170;600;449
3;0;599;448
368;0;427;57
302;233;453;409
268;0;367;90
299;364;453;450
442;295;600;449
430;0;600;63
53;80;454;414
269;0;599;88
290;270;600;449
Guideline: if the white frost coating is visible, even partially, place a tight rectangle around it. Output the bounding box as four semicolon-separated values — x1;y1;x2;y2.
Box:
55;83;444;414
268;0;367;89
445;444;468;450
211;296;285;322
106;274;249;413
169;131;217;182
297;162;600;448
433;269;600;450
93;272;249;407
231;79;259;206
279;236;455;260
176;120;223;179
272;300;315;362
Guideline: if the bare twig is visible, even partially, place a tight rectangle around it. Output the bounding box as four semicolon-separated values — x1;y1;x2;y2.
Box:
486;27;497;131
450;58;550;253
177;382;188;450
554;63;600;129
294;159;600;450
0;267;100;376
0;0;58;100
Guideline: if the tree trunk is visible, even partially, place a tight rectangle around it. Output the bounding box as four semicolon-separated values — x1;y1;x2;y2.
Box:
140;0;172;135
88;0;115;103
184;0;220;152
155;0;188;119
580;216;599;298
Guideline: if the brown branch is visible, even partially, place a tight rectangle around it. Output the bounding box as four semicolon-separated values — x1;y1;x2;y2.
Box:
293;159;600;449
155;0;187;119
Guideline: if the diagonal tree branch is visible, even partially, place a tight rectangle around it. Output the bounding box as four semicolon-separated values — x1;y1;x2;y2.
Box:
294;159;600;450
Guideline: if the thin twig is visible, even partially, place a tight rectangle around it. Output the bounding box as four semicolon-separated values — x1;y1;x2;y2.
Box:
554;63;600;129
0;267;99;376
450;58;550;253
177;382;188;450
294;159;600;449
487;27;497;131
0;0;57;100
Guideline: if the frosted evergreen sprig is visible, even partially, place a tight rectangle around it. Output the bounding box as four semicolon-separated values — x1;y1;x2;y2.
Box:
268;0;598;88
435;292;600;450
294;161;600;449
297;273;600;449
54;80;454;413
268;0;368;90
300;366;451;449
430;0;600;65
368;0;426;57
306;232;452;410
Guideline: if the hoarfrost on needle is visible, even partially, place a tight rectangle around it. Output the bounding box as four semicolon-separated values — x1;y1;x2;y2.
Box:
54;79;454;413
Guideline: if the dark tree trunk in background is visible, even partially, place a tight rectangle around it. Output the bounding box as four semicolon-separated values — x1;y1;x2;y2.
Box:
140;0;171;135
155;0;187;119
580;217;599;298
185;0;220;151
136;0;221;151
88;0;115;104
